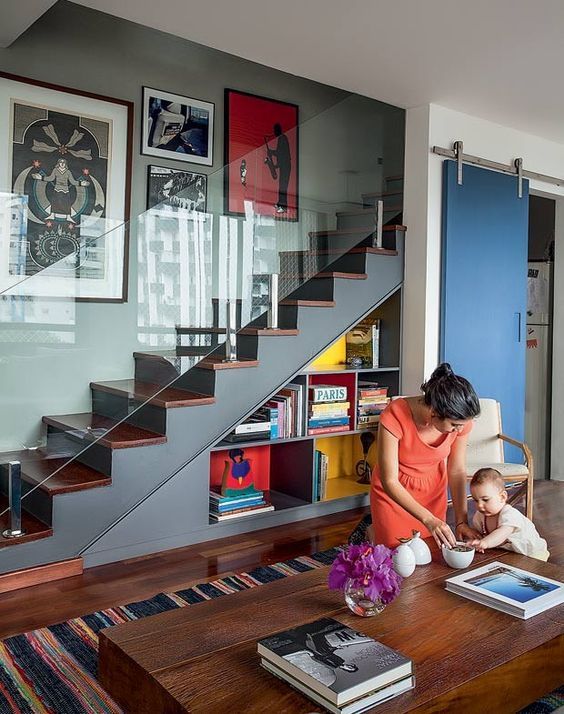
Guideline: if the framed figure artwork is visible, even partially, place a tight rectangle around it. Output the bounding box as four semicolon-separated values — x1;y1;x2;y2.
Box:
224;89;298;221
142;87;214;167
0;71;133;302
147;165;207;214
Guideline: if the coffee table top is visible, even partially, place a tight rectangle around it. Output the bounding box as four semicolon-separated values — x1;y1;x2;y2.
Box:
100;548;564;713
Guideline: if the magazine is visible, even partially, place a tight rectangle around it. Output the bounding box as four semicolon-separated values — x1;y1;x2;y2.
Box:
445;561;564;619
257;617;413;706
261;659;415;714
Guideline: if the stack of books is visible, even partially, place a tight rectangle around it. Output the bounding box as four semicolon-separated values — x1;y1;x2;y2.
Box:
313;449;329;501
258;617;414;714
356;382;390;430
209;487;274;522
308;384;350;435
445;561;564;619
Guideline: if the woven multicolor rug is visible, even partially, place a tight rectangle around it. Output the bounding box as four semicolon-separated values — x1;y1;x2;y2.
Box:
0;546;560;714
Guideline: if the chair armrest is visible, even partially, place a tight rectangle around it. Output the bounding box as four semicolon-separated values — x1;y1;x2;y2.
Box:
498;433;533;469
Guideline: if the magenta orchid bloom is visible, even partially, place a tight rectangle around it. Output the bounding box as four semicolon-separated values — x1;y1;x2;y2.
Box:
328;542;402;605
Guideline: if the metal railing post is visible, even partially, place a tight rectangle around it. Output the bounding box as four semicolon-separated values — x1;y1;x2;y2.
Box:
2;461;26;539
224;298;238;362
267;273;279;329
372;199;383;248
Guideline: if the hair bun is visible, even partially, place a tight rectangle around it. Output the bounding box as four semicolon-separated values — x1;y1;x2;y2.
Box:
431;362;453;380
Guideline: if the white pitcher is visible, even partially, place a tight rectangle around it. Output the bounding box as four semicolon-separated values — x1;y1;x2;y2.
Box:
407;530;432;565
392;540;416;578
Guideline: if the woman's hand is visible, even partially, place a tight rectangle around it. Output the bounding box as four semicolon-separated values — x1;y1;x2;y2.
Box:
456;522;481;542
423;515;457;548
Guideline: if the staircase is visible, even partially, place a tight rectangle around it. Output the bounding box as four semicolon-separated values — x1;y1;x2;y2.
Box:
0;180;405;573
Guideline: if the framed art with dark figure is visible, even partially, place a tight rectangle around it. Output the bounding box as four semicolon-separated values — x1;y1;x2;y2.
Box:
0;71;133;302
224;89;298;220
142;87;214;167
147;165;207;214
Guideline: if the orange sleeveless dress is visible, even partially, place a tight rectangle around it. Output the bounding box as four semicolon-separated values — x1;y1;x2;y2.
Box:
371;398;472;547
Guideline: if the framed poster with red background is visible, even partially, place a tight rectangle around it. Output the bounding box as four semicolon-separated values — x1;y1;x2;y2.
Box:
224;89;298;221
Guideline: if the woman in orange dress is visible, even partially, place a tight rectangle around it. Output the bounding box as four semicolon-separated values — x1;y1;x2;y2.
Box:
371;363;481;548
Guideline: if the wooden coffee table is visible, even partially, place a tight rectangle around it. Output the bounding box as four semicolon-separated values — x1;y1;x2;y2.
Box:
99;546;564;713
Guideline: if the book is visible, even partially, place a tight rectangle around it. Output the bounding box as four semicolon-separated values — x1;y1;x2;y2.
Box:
210;504;274;521
445;561;564;619
357;382;388;398
346;320;380;368
310;385;348;403
257;617;413;707
308;425;349;435
261;658;415;714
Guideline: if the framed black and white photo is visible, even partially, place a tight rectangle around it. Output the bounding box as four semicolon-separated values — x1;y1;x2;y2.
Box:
142;87;214;166
0;71;133;302
147;165;207;213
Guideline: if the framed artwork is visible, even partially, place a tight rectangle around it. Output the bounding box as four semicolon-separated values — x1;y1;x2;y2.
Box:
142;87;214;167
0;71;133;302
224;89;298;220
146;165;207;214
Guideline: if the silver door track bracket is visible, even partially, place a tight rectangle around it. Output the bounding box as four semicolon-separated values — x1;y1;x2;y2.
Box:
515;158;523;198
454;140;464;185
432;141;564;192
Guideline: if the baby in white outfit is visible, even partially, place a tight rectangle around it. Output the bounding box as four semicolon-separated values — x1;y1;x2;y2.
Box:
469;468;549;561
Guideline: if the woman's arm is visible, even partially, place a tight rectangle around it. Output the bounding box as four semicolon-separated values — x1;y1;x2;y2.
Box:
447;434;481;541
378;426;456;547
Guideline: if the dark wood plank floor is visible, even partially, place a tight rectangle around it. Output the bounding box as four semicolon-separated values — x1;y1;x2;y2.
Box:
0;481;561;640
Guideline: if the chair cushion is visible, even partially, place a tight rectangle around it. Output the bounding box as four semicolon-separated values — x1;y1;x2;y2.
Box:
467;462;529;477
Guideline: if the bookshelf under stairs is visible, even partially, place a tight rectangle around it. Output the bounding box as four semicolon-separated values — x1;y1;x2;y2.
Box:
0;197;405;575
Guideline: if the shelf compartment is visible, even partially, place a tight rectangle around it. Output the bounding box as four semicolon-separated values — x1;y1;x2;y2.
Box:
314;432;376;502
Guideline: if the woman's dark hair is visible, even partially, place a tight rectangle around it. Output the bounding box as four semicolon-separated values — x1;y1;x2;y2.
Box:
420;363;480;420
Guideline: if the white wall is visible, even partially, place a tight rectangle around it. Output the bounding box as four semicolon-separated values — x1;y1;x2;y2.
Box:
402;103;564;480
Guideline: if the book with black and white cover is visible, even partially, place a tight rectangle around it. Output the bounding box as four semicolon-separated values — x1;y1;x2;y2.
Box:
445;560;564;619
261;658;415;714
257;617;413;707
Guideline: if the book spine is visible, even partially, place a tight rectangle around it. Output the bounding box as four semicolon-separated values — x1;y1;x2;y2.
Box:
308;417;350;428
234;420;272;435
308;425;349;435
309;385;347;403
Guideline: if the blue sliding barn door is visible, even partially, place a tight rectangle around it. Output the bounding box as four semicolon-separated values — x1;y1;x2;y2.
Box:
441;160;529;453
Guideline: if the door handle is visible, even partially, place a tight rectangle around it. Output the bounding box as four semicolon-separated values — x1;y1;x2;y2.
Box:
515;312;522;342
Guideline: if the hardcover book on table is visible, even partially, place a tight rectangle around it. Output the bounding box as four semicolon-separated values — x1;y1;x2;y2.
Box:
257;617;413;707
445;561;564;619
261;658;415;714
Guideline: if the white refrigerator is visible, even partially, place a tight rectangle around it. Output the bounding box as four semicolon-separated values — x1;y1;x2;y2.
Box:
525;261;553;480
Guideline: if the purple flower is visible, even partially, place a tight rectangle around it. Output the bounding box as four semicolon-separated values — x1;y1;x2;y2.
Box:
328;541;402;605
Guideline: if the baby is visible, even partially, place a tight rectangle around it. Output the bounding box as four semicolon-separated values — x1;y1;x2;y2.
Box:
469;468;549;561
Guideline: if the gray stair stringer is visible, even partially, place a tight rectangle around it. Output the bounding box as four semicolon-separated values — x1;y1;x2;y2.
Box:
0;243;403;573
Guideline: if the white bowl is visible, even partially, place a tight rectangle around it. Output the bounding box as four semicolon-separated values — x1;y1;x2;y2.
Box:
441;542;475;569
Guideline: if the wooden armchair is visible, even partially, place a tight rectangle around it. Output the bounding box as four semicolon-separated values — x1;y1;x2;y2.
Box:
466;398;534;519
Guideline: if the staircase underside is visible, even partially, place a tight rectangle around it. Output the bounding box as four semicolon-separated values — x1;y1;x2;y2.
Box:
0;235;404;573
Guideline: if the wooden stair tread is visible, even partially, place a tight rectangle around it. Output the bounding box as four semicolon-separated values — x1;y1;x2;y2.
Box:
197;356;259;371
336;206;402;217
361;190;403;199
239;327;299;336
0;497;52;548
309;225;406;237
42;413;167;449
279;299;336;307
175;327;226;335
91;380;215;408
291;272;367;280
280;247;398;258
21;458;111;494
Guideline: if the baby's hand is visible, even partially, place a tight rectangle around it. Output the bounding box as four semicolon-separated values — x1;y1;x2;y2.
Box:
468;538;486;553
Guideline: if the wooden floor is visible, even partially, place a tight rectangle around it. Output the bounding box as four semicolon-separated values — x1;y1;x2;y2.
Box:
0;481;561;640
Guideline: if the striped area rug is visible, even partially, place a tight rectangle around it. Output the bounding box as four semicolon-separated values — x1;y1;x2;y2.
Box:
0;546;560;714
0;548;339;713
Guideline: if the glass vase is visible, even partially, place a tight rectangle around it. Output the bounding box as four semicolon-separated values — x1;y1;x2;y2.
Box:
344;579;386;617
